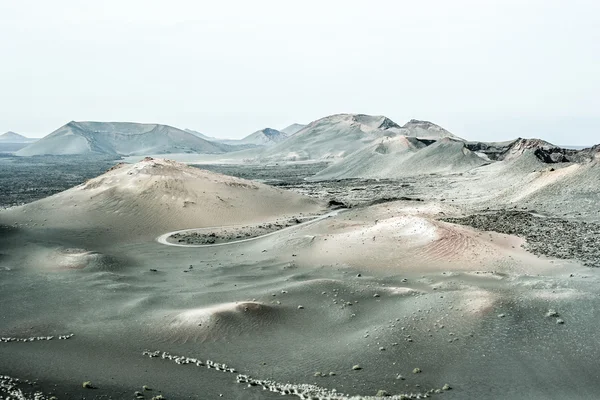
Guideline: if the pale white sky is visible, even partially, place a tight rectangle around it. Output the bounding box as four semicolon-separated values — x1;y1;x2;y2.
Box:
1;0;598;145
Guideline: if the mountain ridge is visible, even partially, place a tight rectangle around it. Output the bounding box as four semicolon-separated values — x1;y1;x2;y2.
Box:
16;121;234;156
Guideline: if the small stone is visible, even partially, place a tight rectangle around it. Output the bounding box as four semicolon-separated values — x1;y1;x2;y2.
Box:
82;381;94;389
442;384;452;390
546;309;559;318
396;374;405;380
376;389;390;397
314;372;322;377
498;313;506;318
556;318;565;324
298;305;304;309
143;385;152;391
413;368;422;374
373;293;380;298
379;347;386;351
352;364;362;370
329;371;336;376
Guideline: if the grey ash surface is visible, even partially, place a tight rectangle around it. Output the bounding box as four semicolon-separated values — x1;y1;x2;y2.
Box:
2;158;600;399
442;210;600;267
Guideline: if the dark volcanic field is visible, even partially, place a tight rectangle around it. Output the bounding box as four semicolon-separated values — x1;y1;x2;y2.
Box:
0;155;118;208
191;162;330;185
443;211;600;268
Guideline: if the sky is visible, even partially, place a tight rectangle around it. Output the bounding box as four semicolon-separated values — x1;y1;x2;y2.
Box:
1;0;598;145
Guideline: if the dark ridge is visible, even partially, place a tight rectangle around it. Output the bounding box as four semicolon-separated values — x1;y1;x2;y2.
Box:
466;138;599;163
415;138;437;147
378;117;402;130
364;196;423;207
261;128;284;138
327;199;349;209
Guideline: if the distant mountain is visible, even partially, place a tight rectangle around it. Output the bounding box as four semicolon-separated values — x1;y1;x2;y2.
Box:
261;114;404;161
280;123;306;135
238;128;289;146
0;131;35;143
16;121;234;157
211;127;289;147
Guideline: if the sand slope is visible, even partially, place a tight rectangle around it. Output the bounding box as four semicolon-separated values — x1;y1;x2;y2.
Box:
429;144;600;221
310;136;426;179
0;158;324;241
516;157;600;217
313;137;487;180
16;121;234;156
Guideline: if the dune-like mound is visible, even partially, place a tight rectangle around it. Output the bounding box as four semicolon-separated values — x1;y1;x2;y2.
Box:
163;302;283;342
313;137;487;180
399;137;488;174
285;201;551;274
261;114;403;161
25;246;121;271
311;136;426;180
16;121;235;156
1;158;324;240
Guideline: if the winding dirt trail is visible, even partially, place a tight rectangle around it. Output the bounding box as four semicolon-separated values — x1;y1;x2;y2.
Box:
156;209;344;248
